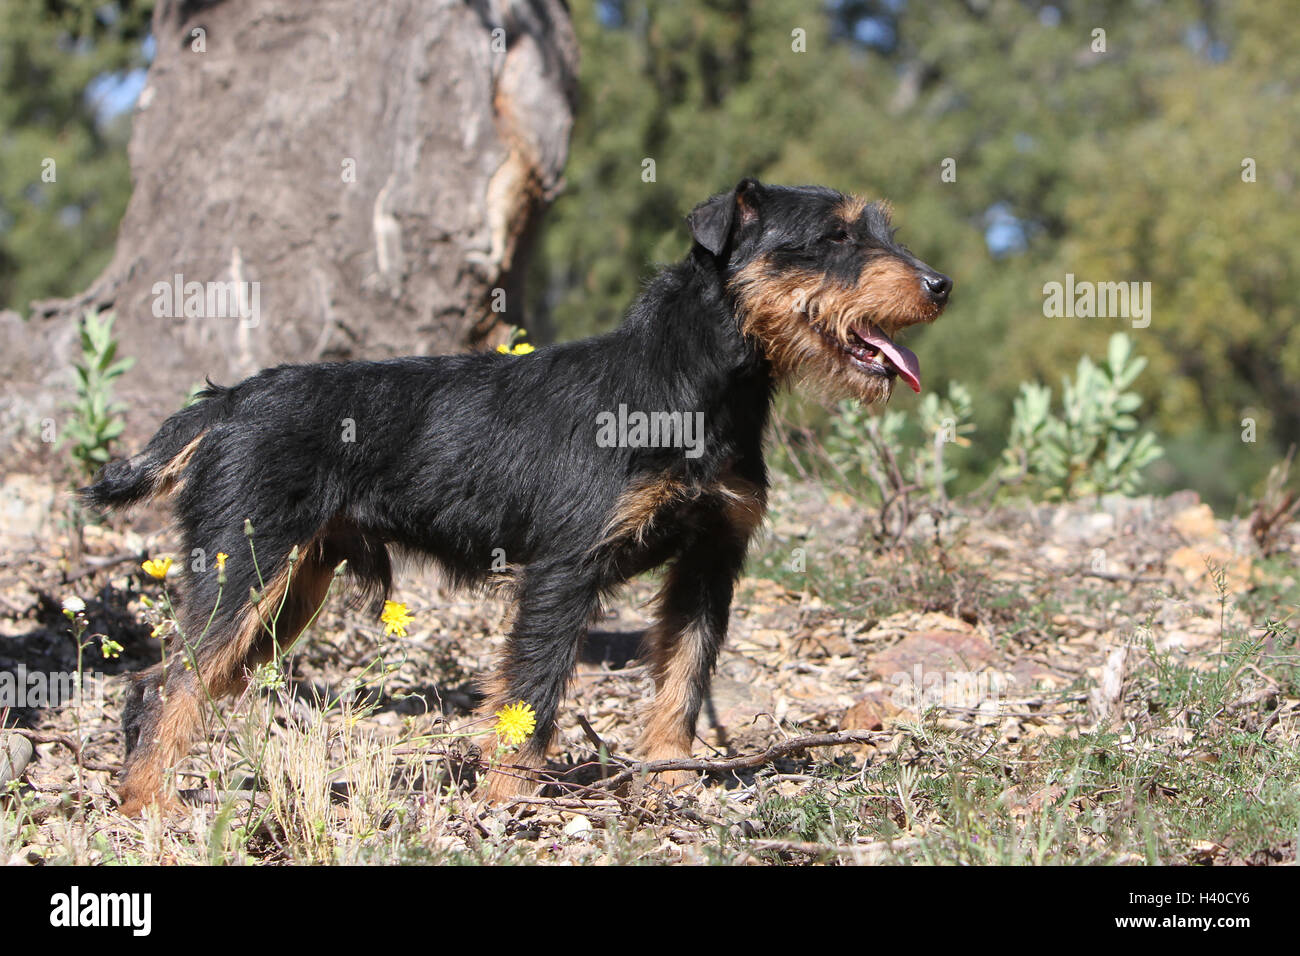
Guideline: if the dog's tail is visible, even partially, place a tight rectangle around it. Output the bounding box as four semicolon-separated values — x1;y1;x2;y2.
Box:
81;381;234;511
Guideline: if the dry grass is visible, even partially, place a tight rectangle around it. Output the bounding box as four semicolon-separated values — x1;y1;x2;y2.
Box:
2;475;1297;865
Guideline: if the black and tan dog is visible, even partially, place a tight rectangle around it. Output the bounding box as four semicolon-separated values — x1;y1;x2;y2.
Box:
85;178;951;814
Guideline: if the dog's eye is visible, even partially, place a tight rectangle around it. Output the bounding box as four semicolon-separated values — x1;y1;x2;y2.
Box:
823;229;852;244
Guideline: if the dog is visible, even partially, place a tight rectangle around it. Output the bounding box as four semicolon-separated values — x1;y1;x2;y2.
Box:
84;178;951;813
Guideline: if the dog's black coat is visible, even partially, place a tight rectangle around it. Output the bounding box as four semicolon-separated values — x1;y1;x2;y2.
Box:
85;178;950;807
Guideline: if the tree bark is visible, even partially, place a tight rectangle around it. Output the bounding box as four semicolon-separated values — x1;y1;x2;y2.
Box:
4;0;577;452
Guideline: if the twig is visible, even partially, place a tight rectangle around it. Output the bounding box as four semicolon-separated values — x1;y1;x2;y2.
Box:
746;839;861;857
6;727;117;773
575;714;613;757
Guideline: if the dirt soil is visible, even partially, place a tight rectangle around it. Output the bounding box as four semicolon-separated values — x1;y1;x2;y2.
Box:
1;469;1296;865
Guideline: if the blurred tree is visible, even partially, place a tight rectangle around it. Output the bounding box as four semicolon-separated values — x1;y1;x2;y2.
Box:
6;0;579;452
532;0;1298;508
0;0;151;312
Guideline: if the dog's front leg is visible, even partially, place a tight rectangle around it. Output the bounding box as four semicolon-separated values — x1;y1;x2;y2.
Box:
477;559;604;804
637;533;749;791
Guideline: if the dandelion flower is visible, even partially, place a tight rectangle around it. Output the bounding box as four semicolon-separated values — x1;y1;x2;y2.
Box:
380;600;413;637
142;557;173;580
62;597;86;614
494;701;536;747
215;552;228;571
495;326;534;356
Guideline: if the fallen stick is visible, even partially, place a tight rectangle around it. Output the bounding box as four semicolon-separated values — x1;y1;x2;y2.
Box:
6;727;117;773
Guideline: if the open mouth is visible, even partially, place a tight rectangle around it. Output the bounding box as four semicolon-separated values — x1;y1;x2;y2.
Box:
818;322;922;393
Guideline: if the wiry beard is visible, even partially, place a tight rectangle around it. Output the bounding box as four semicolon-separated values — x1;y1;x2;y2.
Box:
729;255;939;404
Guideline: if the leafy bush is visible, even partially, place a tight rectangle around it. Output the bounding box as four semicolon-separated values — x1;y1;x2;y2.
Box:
825;382;976;508
64;309;133;480
817;335;1163;524
999;334;1163;499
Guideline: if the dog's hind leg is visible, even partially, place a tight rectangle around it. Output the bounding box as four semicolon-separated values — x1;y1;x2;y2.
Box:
477;559;604;803
117;541;342;815
117;661;212;816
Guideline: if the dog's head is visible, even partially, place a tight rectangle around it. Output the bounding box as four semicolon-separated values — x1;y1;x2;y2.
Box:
689;178;951;403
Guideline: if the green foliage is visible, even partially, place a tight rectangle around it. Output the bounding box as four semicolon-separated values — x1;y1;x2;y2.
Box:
535;0;1299;505
825;381;976;506
64;308;133;478
755;783;841;843
917;382;977;491
1000;334;1163;499
0;0;151;312
814;336;1160;510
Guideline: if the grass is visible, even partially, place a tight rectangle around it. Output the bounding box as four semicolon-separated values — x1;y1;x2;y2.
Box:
3;485;1297;866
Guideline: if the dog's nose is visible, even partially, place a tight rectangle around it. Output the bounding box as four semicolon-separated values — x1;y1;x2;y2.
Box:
922;273;952;303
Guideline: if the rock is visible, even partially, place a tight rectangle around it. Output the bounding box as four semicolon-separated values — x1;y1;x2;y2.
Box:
707;676;774;733
1087;644;1128;729
1167;545;1252;593
0;474;59;541
871;630;996;677
1172;503;1221;543
0;734;33;787
840;694;897;731
798;627;853;658
563;814;592;838
867;630;1003;716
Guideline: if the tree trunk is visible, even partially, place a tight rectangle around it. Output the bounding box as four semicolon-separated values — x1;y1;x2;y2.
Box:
5;0;577;451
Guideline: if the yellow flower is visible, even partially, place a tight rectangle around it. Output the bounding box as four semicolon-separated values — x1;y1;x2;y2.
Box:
215;552;228;571
495;326;534;356
494;701;536;747
380;600;413;637
141;557;173;580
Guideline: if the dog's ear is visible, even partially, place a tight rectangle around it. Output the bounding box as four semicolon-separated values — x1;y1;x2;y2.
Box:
687;178;763;257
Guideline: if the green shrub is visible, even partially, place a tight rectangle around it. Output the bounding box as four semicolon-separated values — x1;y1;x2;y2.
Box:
64;309;134;480
1000;333;1163;500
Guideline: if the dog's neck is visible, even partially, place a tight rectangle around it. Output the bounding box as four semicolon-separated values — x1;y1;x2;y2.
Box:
611;253;776;485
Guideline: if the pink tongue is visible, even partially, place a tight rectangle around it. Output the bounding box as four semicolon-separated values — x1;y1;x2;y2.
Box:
860;329;922;393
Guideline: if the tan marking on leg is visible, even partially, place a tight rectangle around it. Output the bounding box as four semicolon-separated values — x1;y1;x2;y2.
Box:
596;473;687;549
712;473;767;539
640;617;705;761
481;745;545;803
120;541;337;816
636;568;711;790
118;670;201;816
203;539;333;681
473;659;548;804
